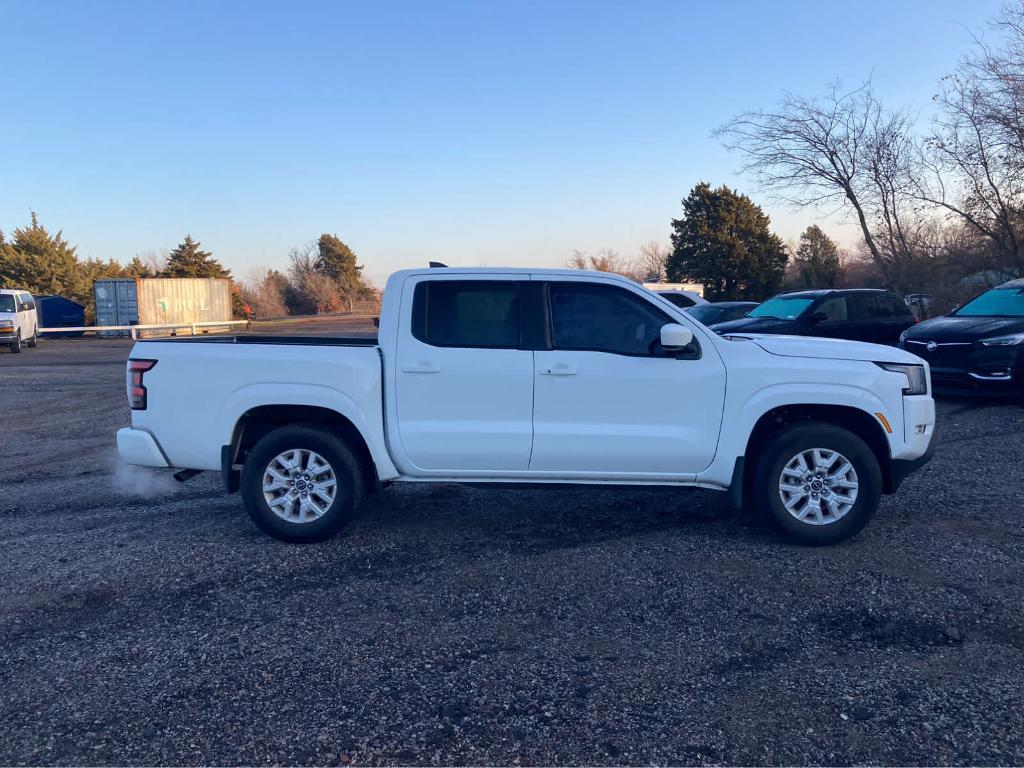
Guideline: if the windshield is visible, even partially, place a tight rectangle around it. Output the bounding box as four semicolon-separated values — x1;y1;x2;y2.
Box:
748;296;814;320
954;287;1024;317
0;295;15;313
686;305;724;324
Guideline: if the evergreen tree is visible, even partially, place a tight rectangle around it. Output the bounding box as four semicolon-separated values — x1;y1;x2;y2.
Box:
666;183;788;300
313;233;375;305
162;235;230;278
793;225;841;288
0;212;84;297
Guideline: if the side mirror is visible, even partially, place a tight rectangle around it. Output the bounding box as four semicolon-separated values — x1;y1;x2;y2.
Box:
660;323;694;350
808;311;828;324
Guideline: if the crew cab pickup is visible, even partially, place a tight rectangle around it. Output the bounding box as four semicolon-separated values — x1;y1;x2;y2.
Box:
117;268;936;545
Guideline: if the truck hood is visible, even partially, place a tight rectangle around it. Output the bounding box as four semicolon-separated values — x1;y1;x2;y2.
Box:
726;333;922;364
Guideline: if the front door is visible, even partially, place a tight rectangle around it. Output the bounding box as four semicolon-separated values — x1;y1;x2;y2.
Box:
530;280;727;477
394;277;534;473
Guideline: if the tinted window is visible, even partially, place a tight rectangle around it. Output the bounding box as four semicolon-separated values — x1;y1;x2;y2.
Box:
846;294;877;321
686;305;725;324
954;287;1024;317
550;283;672;355
749;296;814;320
0;295;14;312
659;292;696;308
412;281;519;348
21;295;35;311
815;296;848;322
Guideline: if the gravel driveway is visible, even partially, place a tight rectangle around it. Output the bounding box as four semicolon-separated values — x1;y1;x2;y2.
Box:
1;338;1022;765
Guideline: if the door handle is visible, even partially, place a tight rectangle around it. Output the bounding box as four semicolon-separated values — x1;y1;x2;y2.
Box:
402;362;441;374
539;366;577;376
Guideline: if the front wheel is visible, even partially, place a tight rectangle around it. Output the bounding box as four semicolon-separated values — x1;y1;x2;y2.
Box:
10;332;21;353
240;425;363;543
753;422;882;546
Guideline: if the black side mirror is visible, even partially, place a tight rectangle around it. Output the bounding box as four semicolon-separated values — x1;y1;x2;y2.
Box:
808;311;828;325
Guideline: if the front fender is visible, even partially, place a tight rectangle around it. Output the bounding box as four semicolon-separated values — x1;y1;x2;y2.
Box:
699;381;896;488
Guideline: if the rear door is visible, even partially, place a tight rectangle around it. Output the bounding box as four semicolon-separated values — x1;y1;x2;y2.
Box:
876;293;916;345
393;276;535;473
531;278;726;477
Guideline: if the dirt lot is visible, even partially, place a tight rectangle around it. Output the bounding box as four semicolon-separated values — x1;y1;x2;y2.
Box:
1;329;1023;765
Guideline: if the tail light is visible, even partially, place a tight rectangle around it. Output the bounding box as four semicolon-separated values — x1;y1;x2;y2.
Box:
127;359;157;410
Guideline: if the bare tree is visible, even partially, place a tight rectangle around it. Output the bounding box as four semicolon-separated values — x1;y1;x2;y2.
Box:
567;248;643;281
915;1;1024;274
717;82;928;292
636;241;669;281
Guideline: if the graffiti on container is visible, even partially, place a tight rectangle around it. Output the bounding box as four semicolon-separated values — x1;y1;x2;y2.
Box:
155;297;211;316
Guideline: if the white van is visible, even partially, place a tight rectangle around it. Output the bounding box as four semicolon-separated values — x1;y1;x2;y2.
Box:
0;289;40;353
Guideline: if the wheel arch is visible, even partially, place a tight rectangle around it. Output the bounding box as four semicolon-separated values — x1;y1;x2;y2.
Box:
741;403;894;500
227;404;381;495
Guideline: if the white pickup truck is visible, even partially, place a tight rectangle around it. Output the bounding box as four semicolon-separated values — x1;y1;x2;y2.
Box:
117;268;936;545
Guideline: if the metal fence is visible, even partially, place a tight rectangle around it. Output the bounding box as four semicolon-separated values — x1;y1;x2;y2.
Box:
39;320;250;340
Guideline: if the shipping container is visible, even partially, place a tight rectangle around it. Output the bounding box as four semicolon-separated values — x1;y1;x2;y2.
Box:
93;278;232;337
35;295;86;337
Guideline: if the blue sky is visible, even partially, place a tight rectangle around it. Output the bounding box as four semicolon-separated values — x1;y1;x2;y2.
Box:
0;0;1004;286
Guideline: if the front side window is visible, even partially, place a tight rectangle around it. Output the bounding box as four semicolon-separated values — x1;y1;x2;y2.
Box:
748;296;814;320
815;296;848;322
549;283;672;356
412;281;519;348
954;287;1024;317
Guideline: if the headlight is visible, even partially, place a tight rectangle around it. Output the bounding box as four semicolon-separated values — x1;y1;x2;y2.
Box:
979;332;1024;347
876;362;929;395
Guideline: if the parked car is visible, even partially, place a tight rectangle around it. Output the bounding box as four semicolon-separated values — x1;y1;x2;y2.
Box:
0;289;40;353
710;288;916;346
117;267;936;546
652;289;708;309
899;278;1024;396
686;301;758;326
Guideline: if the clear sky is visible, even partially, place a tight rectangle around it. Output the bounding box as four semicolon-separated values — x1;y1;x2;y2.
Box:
0;0;1004;287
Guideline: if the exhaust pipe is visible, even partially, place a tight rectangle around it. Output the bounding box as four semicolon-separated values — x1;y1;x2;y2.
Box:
173;469;204;483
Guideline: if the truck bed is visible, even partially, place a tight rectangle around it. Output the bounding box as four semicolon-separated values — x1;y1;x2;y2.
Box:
145;335;379;347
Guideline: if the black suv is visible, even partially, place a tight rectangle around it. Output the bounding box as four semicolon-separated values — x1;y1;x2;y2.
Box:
710;288;915;346
900;278;1024;395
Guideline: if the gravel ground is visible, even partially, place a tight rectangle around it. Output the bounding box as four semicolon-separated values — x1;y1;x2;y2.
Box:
1;336;1023;765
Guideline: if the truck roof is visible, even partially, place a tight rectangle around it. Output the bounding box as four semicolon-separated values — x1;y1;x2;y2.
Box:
389;267;640;283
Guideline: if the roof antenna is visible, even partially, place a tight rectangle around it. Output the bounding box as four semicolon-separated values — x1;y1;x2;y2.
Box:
428;261;448;268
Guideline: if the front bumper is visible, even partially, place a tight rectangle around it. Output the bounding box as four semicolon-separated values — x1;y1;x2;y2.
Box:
0;332;16;342
888;426;937;493
117;427;170;468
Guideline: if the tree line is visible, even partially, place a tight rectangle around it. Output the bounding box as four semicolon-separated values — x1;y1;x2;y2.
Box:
0;213;375;321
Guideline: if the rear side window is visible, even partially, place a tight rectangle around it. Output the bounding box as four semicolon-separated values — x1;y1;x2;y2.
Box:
549;282;672;356
412;281;519;348
659;292;696;308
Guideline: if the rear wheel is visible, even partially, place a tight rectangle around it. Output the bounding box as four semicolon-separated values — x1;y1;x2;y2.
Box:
27;331;38;347
240;425;363;543
753;422;881;545
10;332;21;353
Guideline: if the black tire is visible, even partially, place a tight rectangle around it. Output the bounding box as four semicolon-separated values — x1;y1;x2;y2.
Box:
10;332;21;353
753;422;882;546
27;331;38;347
240;424;363;543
